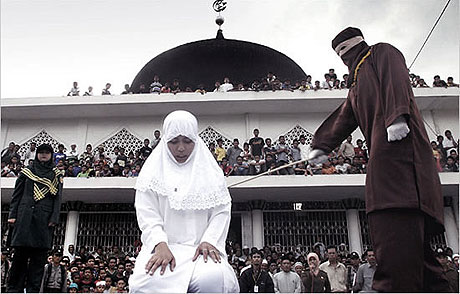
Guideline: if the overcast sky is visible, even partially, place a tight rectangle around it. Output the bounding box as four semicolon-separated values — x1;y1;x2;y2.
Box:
1;0;458;98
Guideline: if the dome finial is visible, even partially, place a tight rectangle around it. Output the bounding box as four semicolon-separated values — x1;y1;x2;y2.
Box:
213;0;227;37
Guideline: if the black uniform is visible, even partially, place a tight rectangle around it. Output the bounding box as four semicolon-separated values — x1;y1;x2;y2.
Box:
7;144;62;293
239;267;274;293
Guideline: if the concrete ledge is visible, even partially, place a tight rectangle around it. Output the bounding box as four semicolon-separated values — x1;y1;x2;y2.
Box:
2;173;457;203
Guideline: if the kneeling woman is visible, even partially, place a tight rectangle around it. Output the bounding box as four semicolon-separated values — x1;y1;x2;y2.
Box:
129;110;239;293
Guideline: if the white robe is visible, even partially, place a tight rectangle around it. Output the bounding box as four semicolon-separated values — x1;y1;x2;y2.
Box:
128;190;239;293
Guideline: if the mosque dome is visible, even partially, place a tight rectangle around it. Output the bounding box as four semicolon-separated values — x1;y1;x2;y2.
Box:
131;30;307;92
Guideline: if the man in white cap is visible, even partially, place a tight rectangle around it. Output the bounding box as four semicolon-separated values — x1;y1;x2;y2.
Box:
308;27;451;292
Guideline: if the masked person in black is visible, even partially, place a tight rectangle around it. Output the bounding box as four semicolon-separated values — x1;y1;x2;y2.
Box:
7;144;63;293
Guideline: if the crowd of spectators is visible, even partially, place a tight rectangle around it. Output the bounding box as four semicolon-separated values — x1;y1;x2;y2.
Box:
1;129;458;178
2;241;458;293
66;72;459;97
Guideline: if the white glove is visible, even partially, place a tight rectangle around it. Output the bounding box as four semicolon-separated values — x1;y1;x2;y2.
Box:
307;149;329;165
387;116;410;142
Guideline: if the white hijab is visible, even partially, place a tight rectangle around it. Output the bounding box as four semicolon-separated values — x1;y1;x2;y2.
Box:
135;110;231;210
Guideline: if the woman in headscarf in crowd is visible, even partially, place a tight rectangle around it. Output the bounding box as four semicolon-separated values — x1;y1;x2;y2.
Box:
302;253;331;293
129;110;239;293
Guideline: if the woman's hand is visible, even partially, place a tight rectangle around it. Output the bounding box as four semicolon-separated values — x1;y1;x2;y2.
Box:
145;242;176;275
192;242;221;263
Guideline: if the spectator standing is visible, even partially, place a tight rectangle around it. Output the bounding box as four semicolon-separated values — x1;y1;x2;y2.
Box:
249;129;265;157
22;142;37;163
321;74;333;90
170;79;181;94
353;249;377;293
220;158;233;176
319;246;347;292
66;144;79;165
233;156;249;176
442;156;458;172
346;252;360;292
248;155;266;175
1;142;16;163
263;138;277;161
226;139;243;167
68;81;80;96
298;135;311;161
1;250;10;293
7;144;63;293
83;86;94;96
443;130;458;153
139;139;153;159
275;136;294;175
80;144;94;163
219;77;234;92
215;138;227;163
339;135;355;160
354;139;368;162
39;249;67;293
151;130;161;149
238;251;275;293
53;144;66;165
290;139;302;162
302;252;331;293
102;83;112;95
273;256;301;293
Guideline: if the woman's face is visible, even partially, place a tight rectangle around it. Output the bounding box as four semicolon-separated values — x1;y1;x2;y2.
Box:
167;135;195;163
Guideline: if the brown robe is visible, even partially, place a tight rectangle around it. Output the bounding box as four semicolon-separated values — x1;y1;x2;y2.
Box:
312;42;444;234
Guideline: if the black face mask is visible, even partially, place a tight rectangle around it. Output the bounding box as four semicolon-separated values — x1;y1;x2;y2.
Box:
340;41;370;87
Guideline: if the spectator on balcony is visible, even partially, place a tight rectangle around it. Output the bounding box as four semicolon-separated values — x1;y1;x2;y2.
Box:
321;160;337;174
321;74;333;90
313;81;321;91
122;166;132;177
250;80;261;92
215;138;226;163
273;256;302;293
342;74;350;89
291;139;302;162
7;144;62;293
218;77;234;92
443;130;458;153
433;75;447;88
80;144;94;163
121;84;133;95
332;79;341;89
436;135;448;162
446;77;459;87
264;154;277;174
303;75;313;89
1;142;16;163
298;135;311;162
66;144;79;164
272;78;282;91
435;248;458;293
302;252;331;293
335;155;351;174
185;86;193;92
148;131;160;151
241;142;253;163
2;162;15;177
276;136;295;175
282;80;294;92
139;84;150;94
248;155;266;175
115;148;128;168
417;78;429;88
329;68;337;80
95;145;106;159
131;164;141;177
208;142;217;160
170;79;181;94
213;81;221;92
339;135;355;160
195;84;206;95
77;165;91;178
54;144;66;165
354;139;368;162
220;157;233;176
150;75;162;93
263;138;277;161
266;72;276;85
68;81;80;96
449;149;458;164
298;79;310;92
112;163;122;177
233;156;249;176
226;139;243;167
83;86;94;96
249;129;265;157
102;83;112;95
234;83;245;91
442;156;458;172
22;142;37;163
139;139;153;159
